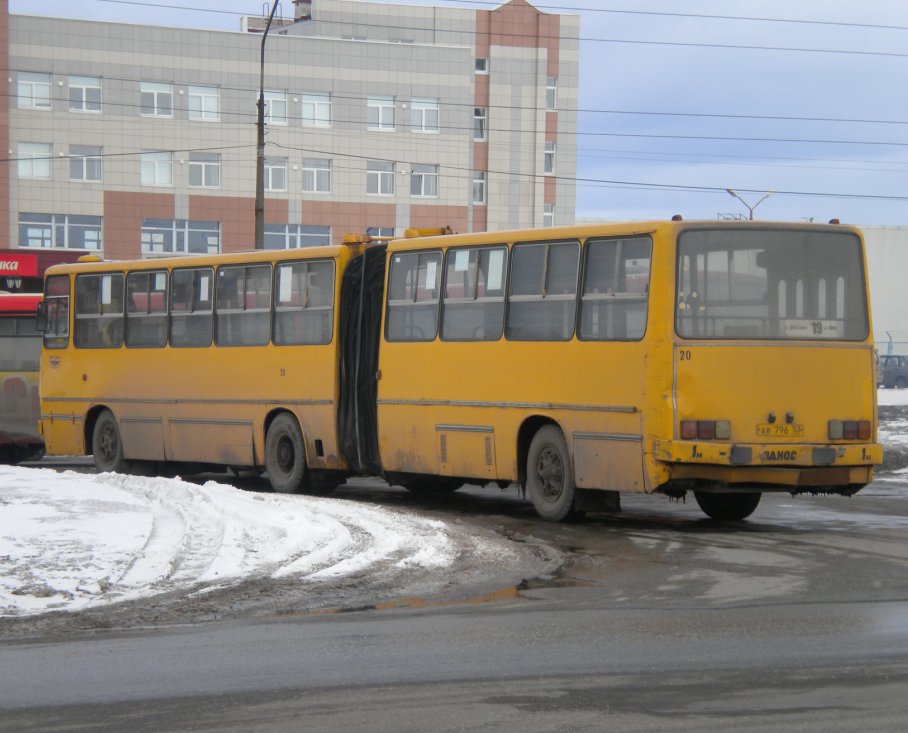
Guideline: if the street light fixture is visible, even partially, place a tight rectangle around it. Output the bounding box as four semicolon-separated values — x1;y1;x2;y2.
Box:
726;188;773;220
254;0;281;249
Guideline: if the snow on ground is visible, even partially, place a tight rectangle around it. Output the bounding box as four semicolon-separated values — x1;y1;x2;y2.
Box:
878;389;908;407
0;467;467;618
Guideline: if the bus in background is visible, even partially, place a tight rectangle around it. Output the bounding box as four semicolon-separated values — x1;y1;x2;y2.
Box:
38;220;882;521
0;293;44;463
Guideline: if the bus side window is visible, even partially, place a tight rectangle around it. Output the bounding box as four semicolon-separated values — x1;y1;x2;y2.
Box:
43;275;71;349
274;260;335;345
215;264;271;347
125;270;168;348
74;273;124;349
441;246;507;341
579;236;652;341
385;251;442;342
170;267;213;348
506;240;579;341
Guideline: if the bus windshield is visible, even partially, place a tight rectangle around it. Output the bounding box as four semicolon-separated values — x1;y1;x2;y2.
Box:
676;228;868;341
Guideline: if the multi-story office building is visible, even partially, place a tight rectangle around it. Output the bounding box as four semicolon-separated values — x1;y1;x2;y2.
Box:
1;0;578;259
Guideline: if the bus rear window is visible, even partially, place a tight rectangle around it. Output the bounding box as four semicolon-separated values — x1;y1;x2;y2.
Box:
676;229;868;341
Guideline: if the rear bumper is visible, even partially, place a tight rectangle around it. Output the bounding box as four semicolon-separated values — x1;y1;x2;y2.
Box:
654;439;882;488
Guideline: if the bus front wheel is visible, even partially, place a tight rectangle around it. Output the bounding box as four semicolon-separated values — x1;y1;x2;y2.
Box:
526;426;579;522
265;413;309;494
92;410;130;474
694;490;761;521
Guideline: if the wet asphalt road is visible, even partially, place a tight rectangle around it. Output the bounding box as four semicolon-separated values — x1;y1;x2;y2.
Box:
2;467;908;732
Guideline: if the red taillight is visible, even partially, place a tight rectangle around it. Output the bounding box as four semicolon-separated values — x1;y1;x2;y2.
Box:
680;420;697;439
843;420;858;440
858;420;871;440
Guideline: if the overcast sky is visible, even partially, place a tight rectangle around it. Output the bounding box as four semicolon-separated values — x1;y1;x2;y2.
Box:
11;0;908;226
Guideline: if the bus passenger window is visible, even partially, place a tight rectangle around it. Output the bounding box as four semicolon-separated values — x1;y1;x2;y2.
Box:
125;270;168;348
170;268;213;347
74;273;124;349
274;260;335;345
385;251;442;342
215;264;272;347
506;240;579;341
43;275;71;349
441;246;507;341
579;236;651;341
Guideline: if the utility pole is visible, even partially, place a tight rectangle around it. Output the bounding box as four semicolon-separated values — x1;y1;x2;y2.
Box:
726;188;773;220
255;0;281;249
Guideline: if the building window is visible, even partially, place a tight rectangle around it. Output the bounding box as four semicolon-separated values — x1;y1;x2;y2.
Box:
472;171;486;205
265;157;287;191
367;160;395;196
302;159;331;193
188;85;219;121
302;93;331;127
141;81;173;117
265;89;287;125
69;76;101;112
546;76;557;110
18;143;52;179
19;213;102;250
18;72;51;110
473;107;487;141
544;141;556;174
69;145;103;182
264;224;331;249
411;99;439;133
141;151;173;187
543;203;555;227
475;58;488;74
367;227;395;239
410;164;438;197
367;97;395;131
140;219;220;255
189;153;221;188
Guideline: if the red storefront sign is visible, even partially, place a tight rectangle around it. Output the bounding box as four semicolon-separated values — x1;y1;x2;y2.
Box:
0;253;38;277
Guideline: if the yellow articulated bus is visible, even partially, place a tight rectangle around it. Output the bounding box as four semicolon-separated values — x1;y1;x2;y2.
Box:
38;219;882;521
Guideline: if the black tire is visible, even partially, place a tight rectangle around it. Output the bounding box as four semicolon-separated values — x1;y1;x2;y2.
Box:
694;491;761;521
265;413;309;494
92;410;130;473
526;425;579;522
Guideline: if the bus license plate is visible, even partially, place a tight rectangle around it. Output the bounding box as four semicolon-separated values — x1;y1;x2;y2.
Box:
756;423;804;438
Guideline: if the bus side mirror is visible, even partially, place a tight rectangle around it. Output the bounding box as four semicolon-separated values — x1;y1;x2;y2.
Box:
35;301;48;333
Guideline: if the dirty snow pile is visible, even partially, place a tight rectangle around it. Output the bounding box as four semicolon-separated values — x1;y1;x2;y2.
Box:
0;467;461;617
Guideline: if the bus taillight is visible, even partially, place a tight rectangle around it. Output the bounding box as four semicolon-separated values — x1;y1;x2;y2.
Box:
828;420;871;440
680;419;731;440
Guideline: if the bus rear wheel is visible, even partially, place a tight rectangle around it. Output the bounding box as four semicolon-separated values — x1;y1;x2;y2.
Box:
92;410;130;473
526;425;579;522
694;490;761;521
265;413;309;494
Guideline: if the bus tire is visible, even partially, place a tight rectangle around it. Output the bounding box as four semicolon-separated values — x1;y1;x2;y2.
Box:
694;490;761;521
526;425;579;522
92;410;130;474
265;413;309;494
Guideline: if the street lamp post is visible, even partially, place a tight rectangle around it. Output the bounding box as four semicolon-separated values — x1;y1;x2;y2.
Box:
255;0;281;249
726;188;773;220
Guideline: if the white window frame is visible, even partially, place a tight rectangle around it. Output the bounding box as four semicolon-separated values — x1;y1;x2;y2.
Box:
69;76;102;113
69;145;103;182
18;143;52;179
472;171;486;205
264;89;288;125
411;99;439;133
544;141;556;175
475;58;488;74
410;164;438;198
367;97;396;131
265;157;287;191
546;77;557;111
302;93;331;127
141;81;173;118
473;107;487;141
18;72;51;110
188;85;220;121
543;204;555;227
367;161;395;196
189;152;221;188
141;151;174;187
302;159;332;193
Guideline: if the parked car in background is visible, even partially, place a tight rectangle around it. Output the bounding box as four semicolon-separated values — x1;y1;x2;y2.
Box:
880;354;908;388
